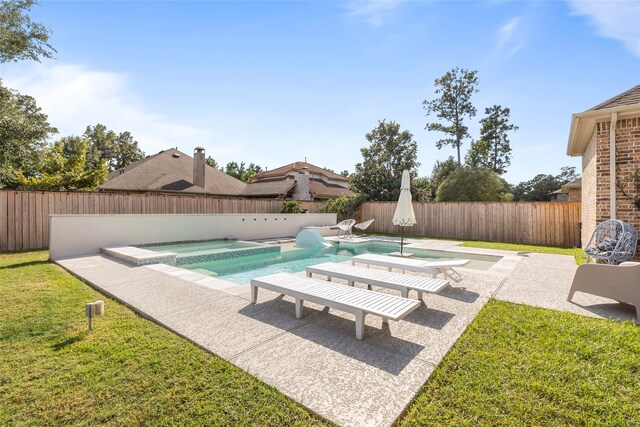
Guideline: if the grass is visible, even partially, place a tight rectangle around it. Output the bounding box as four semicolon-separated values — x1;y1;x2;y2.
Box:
396;300;640;426
2;251;637;426
0;251;331;426
458;241;587;265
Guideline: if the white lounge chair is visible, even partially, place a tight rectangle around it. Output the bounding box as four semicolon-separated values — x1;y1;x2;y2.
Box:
336;219;356;239
306;262;449;300
568;261;640;322
353;219;375;236
351;253;470;282
250;272;420;339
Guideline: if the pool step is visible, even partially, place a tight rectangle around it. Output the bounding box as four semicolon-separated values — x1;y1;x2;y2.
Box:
175;245;281;266
101;246;177;266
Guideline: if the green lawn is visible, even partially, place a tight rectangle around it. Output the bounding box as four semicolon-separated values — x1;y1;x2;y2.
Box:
2;251;637;426
397;301;640;426
0;251;331;426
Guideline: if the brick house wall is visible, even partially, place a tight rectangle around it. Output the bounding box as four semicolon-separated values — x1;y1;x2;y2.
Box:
586;116;640;259
568;187;581;202
581;132;597;248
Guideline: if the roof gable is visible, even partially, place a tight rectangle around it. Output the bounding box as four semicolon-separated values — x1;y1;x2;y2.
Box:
100;148;246;196
252;161;348;182
589;84;640;111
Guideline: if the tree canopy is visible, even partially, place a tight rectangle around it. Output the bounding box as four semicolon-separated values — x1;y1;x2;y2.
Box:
13;136;108;191
466;105;518;174
513;166;580;201
0;0;55;63
225;161;263;183
436;167;507;202
83;124;145;171
0;83;57;187
423;67;478;164
350;120;419;201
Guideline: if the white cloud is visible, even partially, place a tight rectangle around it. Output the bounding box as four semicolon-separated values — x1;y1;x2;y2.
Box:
495;17;525;56
2;63;225;157
345;0;405;27
569;0;640;56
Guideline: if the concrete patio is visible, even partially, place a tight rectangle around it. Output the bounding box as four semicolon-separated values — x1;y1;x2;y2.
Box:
56;239;637;427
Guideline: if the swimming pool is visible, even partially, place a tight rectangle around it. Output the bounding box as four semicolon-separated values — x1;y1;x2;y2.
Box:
180;241;501;285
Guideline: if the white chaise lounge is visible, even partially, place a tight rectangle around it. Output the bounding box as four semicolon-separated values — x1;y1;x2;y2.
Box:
306;262;449;300
250;272;420;339
351;253;470;282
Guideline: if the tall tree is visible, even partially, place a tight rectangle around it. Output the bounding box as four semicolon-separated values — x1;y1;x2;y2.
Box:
423;67;478;164
225;161;262;182
83;124;144;171
112;131;144;170
0;83;57;187
0;0;55;63
466;105;518;174
13;137;108;191
350;120;420;201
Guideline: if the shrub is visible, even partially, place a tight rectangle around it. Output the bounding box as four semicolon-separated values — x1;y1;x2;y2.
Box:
280;200;304;213
318;194;367;221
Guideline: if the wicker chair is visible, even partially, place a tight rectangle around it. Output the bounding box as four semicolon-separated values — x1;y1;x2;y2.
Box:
584;219;638;264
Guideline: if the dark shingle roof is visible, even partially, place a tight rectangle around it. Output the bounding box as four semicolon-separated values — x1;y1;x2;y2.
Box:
252;161;348;182
100;148;246;196
589;84;640;111
242;180;296;197
309;181;355;198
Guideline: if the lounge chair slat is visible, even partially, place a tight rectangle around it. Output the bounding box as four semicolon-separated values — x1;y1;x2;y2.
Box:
306;262;451;299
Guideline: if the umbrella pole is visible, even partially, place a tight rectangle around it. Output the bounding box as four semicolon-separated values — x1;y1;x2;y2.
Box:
400;227;404;255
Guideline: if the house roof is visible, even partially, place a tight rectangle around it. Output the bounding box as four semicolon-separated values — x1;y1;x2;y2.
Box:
252;161;349;182
99;148;247;196
563;178;582;189
589;84;640;110
567;84;640;156
242;180;296;197
309;180;355;198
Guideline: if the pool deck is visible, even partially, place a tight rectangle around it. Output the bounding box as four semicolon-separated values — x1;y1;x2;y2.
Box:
56;238;637;427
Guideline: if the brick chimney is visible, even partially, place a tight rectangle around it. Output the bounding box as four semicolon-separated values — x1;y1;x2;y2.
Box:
193;147;205;188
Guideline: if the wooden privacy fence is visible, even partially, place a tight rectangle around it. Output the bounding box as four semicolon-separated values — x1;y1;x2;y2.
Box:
0;190;323;252
359;201;582;248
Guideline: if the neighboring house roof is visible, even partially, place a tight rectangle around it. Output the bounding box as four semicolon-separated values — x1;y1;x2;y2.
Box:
252;161;348;182
567;84;640;156
551;178;582;196
309;180;355;198
242;180;296;197
99;148;247;196
563;178;582;189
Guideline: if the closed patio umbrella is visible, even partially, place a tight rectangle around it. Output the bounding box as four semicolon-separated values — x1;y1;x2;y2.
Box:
392;170;416;255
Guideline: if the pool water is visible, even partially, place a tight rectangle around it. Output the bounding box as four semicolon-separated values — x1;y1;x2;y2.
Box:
140;239;260;254
181;241;499;285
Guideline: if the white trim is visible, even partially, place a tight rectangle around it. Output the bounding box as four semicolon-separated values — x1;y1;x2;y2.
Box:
610;112;617;219
567;104;640;156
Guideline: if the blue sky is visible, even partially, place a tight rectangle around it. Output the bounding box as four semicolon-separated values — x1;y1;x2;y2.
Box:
4;0;640;184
